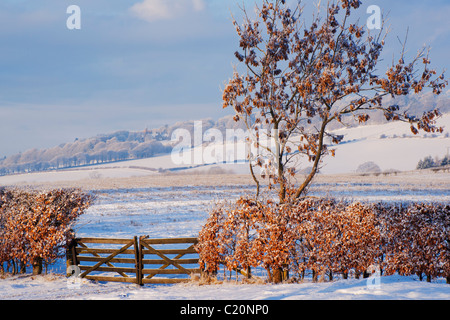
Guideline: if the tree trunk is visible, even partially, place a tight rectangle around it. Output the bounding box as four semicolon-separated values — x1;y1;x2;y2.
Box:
273;123;286;204
249;162;260;200
32;258;43;275
283;266;289;282
273;268;283;284
312;269;318;283
12;260;16;275
266;267;273;283
20;261;26;274
272;266;288;284
244;266;252;280
294;116;328;199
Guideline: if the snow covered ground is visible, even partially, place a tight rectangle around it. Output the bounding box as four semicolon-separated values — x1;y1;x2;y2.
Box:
1;273;449;300
1;115;449;300
321;113;450;174
1;182;449;300
0;113;449;186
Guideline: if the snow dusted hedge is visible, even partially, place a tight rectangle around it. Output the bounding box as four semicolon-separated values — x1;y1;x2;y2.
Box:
0;188;91;274
197;198;450;284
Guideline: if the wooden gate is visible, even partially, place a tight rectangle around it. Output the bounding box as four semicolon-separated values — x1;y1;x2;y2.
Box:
138;236;200;284
68;237;140;284
67;236;200;285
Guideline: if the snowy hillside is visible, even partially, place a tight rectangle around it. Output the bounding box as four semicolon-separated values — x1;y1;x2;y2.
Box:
0;114;449;186
321;113;450;174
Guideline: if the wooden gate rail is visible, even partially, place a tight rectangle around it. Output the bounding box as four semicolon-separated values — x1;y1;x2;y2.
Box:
139;236;200;284
68;237;139;284
67;236;200;285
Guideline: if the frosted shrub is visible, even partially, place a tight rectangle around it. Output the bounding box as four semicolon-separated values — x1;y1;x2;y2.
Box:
197;198;449;284
0;188;91;275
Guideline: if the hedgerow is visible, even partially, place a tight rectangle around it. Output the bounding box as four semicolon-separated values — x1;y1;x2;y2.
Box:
196;197;449;284
0;188;91;275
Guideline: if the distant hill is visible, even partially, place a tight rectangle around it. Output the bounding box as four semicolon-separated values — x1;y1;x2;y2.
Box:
0;90;448;176
0;115;246;176
327;89;450;129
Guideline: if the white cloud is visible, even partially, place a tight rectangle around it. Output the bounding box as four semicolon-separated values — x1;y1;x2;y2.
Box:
130;0;206;22
192;0;206;12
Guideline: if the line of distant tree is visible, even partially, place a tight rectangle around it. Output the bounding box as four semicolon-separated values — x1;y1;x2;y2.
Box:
1;106;448;176
0;130;172;176
0;116;247;176
416;155;450;170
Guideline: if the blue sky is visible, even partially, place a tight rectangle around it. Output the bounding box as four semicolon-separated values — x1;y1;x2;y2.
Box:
0;0;449;157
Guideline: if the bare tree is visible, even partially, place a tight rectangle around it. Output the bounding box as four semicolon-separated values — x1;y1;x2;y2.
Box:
222;0;447;203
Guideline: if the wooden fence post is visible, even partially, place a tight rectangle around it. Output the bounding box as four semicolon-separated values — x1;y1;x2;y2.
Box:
134;236;142;286
66;238;78;276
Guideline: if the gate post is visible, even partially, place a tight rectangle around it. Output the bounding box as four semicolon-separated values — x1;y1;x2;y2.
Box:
66;238;78;276
135;236;143;286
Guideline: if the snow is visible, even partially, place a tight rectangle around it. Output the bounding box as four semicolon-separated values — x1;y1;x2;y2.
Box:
1;273;449;300
1;182;449;300
0;167;155;185
1;116;449;300
0;114;448;186
321;114;450;173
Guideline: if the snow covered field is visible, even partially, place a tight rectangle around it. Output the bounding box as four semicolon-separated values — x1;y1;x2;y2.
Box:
1;115;449;300
1;176;449;300
0;113;449;187
1;273;449;300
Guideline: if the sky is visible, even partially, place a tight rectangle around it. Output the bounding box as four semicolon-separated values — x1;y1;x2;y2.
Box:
0;0;449;157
